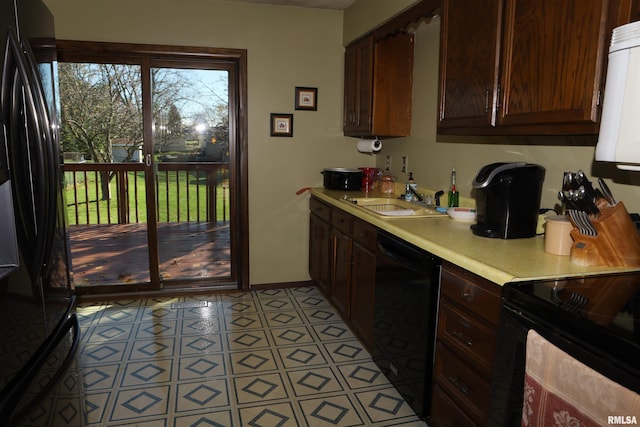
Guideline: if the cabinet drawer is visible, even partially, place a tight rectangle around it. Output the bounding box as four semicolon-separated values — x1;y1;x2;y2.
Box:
441;264;501;325
352;220;376;250
434;342;491;425
310;197;331;223
431;384;479;427
437;301;496;375
332;209;353;235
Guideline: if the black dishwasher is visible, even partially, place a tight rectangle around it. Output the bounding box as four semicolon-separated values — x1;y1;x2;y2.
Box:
372;231;441;420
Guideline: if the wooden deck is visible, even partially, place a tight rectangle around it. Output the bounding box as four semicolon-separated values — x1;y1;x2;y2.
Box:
68;222;231;286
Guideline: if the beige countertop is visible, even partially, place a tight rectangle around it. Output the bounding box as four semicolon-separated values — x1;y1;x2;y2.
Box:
310;188;640;286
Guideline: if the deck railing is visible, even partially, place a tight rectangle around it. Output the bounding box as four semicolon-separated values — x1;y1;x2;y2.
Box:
63;162;230;226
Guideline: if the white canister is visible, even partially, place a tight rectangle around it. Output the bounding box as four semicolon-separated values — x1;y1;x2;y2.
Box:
544;215;574;256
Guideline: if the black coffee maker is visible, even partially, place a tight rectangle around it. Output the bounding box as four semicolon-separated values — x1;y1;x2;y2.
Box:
471;162;545;239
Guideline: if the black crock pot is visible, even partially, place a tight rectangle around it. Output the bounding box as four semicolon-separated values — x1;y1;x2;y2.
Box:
322;168;363;190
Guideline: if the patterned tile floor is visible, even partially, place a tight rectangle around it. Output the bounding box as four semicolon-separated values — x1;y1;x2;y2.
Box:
76;286;429;426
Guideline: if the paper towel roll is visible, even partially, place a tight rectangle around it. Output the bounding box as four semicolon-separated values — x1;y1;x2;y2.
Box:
357;138;382;154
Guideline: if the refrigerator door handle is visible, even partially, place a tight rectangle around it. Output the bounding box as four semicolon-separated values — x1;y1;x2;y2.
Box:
1;29;57;280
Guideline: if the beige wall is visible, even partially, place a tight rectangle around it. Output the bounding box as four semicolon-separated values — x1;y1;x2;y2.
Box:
342;0;419;44
358;14;640;215
44;0;640;287
44;0;376;286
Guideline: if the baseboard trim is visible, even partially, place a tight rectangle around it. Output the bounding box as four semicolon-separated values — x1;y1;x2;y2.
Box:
76;280;316;303
250;280;315;290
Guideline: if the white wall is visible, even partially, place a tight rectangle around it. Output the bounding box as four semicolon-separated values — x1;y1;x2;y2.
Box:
44;0;376;285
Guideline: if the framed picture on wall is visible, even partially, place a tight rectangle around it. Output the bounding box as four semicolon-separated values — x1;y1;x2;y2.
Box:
294;87;317;111
270;113;293;137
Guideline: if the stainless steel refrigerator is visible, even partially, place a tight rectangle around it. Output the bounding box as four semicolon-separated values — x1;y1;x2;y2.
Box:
0;0;82;425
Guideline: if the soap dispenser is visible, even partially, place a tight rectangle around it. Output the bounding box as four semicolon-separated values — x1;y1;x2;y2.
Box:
405;172;416;201
408;172;416;191
405;184;412;201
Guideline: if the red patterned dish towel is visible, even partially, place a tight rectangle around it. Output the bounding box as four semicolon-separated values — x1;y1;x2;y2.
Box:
523;329;640;426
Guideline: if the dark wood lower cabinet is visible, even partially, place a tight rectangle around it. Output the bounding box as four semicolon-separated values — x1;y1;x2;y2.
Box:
331;227;352;317
430;262;501;426
309;211;331;296
434;343;491;424
349;221;376;351
309;196;376;352
431;384;478;427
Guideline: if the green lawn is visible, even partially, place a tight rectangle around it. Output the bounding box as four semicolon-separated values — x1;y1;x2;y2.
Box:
65;170;229;225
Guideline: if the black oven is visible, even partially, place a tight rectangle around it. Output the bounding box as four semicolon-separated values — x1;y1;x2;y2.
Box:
488;273;640;426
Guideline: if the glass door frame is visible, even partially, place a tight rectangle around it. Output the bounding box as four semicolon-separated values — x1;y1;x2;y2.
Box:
57;41;249;294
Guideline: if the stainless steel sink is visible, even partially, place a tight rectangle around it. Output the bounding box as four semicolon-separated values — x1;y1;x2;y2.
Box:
341;197;446;218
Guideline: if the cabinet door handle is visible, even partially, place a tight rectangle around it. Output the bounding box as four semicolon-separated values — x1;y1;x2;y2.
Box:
484;86;490;113
461;288;472;300
452;330;474;347
448;376;469;395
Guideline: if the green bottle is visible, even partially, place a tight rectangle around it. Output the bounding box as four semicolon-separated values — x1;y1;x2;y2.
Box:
448;168;459;207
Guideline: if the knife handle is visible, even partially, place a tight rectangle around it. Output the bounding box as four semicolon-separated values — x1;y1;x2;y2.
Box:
598;178;617;205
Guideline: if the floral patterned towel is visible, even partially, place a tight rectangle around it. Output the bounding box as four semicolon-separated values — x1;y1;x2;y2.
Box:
523;329;640;427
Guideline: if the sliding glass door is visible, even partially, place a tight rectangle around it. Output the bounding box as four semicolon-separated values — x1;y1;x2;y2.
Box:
60;62;152;287
150;66;232;284
57;42;247;293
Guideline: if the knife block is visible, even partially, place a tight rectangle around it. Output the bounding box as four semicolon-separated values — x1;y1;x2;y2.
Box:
569;201;640;267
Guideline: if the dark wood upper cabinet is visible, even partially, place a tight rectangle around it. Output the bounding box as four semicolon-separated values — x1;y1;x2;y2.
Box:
632;0;640;21
499;0;607;129
343;35;374;136
438;0;634;135
343;32;414;138
370;32;415;137
342;0;440;138
438;0;502;129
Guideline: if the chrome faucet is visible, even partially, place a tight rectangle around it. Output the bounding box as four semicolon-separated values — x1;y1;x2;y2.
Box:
409;186;424;202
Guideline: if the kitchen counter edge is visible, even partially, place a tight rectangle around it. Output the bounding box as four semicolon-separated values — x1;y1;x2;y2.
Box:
310;188;639;286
